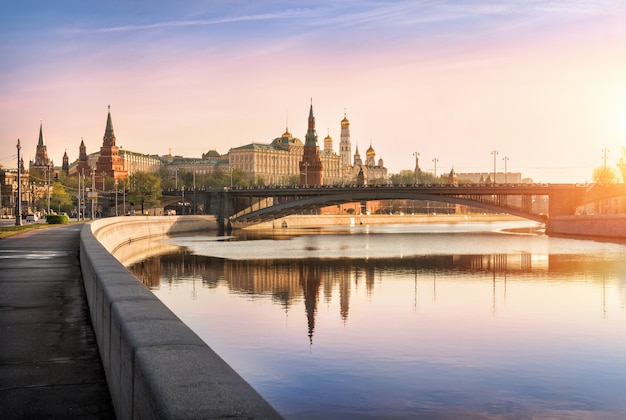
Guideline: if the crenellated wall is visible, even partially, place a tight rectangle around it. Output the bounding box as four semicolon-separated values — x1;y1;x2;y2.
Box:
80;215;282;419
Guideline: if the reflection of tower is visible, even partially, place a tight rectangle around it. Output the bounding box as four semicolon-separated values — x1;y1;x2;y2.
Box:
366;264;375;295
299;101;323;186
299;263;322;344
339;267;351;322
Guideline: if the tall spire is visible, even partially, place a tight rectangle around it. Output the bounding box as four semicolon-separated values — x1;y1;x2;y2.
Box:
38;120;44;147
105;105;115;140
103;105;116;148
305;100;318;147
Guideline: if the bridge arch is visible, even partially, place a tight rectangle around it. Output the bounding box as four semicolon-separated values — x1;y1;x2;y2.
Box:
230;189;548;226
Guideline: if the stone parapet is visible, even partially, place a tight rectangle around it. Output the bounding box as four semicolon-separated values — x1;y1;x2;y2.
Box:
80;215;282;419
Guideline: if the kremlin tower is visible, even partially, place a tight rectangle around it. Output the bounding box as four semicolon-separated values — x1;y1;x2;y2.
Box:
299;101;323;186
339;112;351;167
29;121;52;179
95;106;127;185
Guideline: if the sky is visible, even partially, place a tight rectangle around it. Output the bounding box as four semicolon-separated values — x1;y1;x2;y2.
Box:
1;0;625;183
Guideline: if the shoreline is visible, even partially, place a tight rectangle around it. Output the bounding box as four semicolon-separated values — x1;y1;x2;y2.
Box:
247;213;530;229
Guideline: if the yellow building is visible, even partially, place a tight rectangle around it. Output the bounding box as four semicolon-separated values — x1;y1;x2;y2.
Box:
229;125;343;186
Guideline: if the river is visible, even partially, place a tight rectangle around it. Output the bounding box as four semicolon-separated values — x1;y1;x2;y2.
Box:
126;220;626;419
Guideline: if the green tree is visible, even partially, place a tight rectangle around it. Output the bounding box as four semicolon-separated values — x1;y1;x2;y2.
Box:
592;165;617;184
389;170;416;185
50;182;73;214
127;172;161;214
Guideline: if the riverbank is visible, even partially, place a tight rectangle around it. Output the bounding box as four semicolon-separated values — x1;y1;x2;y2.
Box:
248;213;527;229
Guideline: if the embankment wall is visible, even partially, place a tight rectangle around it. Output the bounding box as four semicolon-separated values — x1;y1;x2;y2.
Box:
79;215;281;419
250;213;524;229
546;214;626;240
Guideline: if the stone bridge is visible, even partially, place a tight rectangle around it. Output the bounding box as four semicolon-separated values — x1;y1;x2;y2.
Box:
163;183;625;229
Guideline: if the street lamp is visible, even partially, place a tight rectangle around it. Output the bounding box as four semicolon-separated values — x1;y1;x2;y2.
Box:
114;179;119;216
502;156;509;184
413;152;420;184
15;139;22;226
491;150;499;184
47;163;51;214
301;162;310;186
432;158;438;183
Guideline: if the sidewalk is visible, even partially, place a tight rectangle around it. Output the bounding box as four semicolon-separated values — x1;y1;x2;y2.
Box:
0;224;115;419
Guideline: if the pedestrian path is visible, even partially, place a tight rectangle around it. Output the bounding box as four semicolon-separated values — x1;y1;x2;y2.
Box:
0;224;115;419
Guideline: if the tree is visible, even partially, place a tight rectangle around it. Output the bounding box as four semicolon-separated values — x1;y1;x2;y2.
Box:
389;170;416;185
50;182;73;214
127;172;161;214
617;147;626;183
592;166;617;184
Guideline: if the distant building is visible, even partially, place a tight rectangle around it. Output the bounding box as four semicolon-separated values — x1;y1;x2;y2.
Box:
229;103;344;186
0;168;30;218
456;172;524;184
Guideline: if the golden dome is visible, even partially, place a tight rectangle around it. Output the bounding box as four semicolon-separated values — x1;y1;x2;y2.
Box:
366;144;375;157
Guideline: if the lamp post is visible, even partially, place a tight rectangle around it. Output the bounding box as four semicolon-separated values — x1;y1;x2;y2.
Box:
413;152;420;184
15;139;22;226
502;156;509;184
302;162;309;186
491;150;499;184
432;158;438;183
47;164;51;214
114;179;119;216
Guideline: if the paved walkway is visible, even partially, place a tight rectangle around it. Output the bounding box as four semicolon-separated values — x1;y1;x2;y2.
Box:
0;224;115;419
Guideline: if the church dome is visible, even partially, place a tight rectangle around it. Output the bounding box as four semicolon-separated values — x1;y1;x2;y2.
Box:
366;144;375;157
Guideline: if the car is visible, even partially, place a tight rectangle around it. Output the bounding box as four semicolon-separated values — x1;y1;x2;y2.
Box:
26;214;39;222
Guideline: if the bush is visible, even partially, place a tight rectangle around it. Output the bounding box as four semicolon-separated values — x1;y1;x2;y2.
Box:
46;214;69;224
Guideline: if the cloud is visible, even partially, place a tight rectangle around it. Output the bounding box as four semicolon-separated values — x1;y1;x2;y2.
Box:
88;8;321;33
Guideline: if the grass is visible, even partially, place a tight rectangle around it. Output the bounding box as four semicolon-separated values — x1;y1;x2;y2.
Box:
0;220;84;239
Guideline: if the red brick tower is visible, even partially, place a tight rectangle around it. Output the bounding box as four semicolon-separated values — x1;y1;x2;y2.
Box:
299;101;323;186
95;106;127;187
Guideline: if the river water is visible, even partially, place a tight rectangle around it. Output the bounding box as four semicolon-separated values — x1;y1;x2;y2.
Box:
126;221;626;419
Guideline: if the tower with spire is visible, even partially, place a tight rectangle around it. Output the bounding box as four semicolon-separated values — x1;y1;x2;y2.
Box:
299;101;323;186
339;111;351;167
62;150;69;175
76;138;90;177
95;106;127;186
29;121;53;179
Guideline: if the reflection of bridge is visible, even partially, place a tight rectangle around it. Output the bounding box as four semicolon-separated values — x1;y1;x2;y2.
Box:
163;183;625;228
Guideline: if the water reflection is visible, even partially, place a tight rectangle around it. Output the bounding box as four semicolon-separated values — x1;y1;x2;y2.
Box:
125;225;626;418
130;251;625;343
